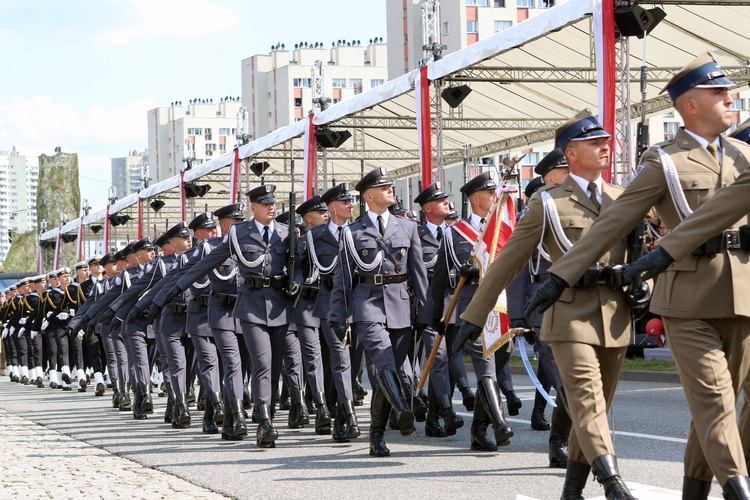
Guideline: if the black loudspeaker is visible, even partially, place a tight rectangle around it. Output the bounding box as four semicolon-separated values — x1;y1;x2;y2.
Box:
250;161;270;177
315;129;352;148
441;85;472;108
61;234;78;243
150;200;165;212
614;5;666;38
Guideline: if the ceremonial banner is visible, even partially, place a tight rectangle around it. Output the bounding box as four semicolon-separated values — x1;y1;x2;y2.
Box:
76;216;84;262
179;170;186;221
103;205;110;254
302;114;316;201
137;196;143;240
475;185;517;356
593;0;616;182
230;147;240;204
416;65;432;188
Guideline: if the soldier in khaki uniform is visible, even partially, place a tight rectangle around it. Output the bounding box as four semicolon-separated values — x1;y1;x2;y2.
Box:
528;53;750;499
457;111;641;500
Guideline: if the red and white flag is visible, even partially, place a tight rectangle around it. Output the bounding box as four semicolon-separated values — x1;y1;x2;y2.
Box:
230;147;240;204
475;183;518;356
302;114;316;201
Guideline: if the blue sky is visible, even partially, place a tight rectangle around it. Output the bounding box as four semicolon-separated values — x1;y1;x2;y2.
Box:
0;0;386;211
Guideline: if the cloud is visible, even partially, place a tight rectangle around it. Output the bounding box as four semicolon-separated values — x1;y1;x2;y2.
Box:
96;0;240;45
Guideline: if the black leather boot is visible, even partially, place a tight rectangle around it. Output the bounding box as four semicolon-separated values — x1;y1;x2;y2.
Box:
470;384;496;452
425;397;447;438
295;390;309;426
164;391;175;423
37;376;45;388
119;384;132;411
355;378;368;403
174;393;191;428
369;390;390;457
591;455;636;500
242;385;252;410
417;388;429;407
499;379;522;416
377;369;416;436
278;377;291;410
141;385;153;414
531;391;550;430
202;399;219;434
132;389;147;420
343;400;361;440
682;476;711;500
230;399;248;438
723;475;750;500
208;392;224;425
196;384;206;411
187;385;196;406
112;383;121;408
332;403;349;443
439;394;464;436
549;394;571;469
405;384;427;423
257;404;278;448
561;460;591;500
479;378;513;446
288;389;300;428
314;392;332;434
457;376;475;411
222;402;236;440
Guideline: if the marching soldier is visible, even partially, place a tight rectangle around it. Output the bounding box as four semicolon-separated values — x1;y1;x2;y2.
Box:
8;278;32;384
459;111;644;499
329;167;428;457
152;233;177;421
310;183;361;442
413;181;464;438
22;275;47;388
65;261;91;391
538;56;750;499
83;253;118;397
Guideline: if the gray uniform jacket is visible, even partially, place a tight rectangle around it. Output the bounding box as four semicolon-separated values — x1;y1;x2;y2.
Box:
416;223;440;325
330;212;428;329
311;223;342;320
292;230;320;328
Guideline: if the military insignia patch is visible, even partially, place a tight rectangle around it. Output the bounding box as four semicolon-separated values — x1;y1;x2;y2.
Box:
362;249;369;257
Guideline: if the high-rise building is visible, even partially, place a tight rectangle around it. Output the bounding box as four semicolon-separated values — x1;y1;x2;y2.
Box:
111;150;148;198
147;100;243;184
241;41;389;139
0;147;38;264
387;0;558;80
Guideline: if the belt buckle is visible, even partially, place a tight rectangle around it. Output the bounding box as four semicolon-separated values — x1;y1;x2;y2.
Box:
373;274;383;285
262;276;271;287
725;229;741;250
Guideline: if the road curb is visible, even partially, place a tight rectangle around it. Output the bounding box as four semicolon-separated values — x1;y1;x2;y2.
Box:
510;366;681;384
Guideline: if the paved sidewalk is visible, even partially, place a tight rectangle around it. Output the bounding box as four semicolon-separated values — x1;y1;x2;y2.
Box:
0;407;229;499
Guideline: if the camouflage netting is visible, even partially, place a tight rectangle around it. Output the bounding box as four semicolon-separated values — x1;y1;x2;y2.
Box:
0;230;38;273
36;152;81;271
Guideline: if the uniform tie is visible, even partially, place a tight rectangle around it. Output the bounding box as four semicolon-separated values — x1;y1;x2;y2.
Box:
377;215;385;236
707;143;719;164
436;226;443;241
588;182;600;211
337;226;342;241
263;226;270;244
480;217;486;226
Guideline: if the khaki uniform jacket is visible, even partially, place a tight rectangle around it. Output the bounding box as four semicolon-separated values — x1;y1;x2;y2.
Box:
461;177;632;347
549;129;750;319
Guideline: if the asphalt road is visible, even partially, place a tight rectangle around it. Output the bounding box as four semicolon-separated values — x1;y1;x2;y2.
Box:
0;373;729;500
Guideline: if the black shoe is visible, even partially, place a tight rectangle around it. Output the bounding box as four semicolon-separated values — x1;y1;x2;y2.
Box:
206;392;224;425
417;389;429;407
314;392;332;434
439;394;464;436
174;393;191;428
561;461;591;500
242;386;252;410
407;386;428;423
132;391;147;420
591;455;636;500
478;379;513;446
279;377;291;410
36;377;44;389
21;376;29;385
549;398;571;469
457;377;475;412
343;400;361;440
141;391;153;414
202;400;219;434
531;390;550;430
499;380;522;416
119;387;132;411
332;403;349;443
355;379;368;401
164;393;175;423
230;399;247;438
294;391;309;427
723;475;750;500
49;381;58;389
257;404;278;448
186;386;196;406
377;369;416;437
425;398;447;438
549;439;569;469
682;477;711;500
369;391;390;457
95;383;105;396
61;371;71;384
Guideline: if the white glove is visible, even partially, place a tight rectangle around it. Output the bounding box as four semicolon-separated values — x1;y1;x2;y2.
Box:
58;312;69;321
1;328;7;339
46;311;53;318
77;330;84;340
41;320;49;330
18;327;25;336
9;326;15;336
19;317;26;325
69;309;75;315
30;331;37;340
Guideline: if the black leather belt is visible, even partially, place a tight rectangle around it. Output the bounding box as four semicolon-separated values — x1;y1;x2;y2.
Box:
530;273;550;284
244;275;286;289
573;266;626;289
194;294;210;307
320;274;334;289
692;226;750;256
301;285;319;299
356;273;407;285
167;303;188;314
210;291;237;306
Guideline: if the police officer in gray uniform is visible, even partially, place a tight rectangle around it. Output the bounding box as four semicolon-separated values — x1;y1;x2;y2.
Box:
311;183;361;442
414;182;464;437
431;171;513;451
152;233;177;422
294;196;332;434
165;185;302;448
329;167;428;457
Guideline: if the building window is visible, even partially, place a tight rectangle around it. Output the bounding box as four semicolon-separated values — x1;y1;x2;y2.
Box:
332;79;346;88
540;0;555;6
187;127;202;135
443;22;449;35
371;79;384;87
494;0;505;6
294;97;303;108
293;78;311;88
219;128;230;135
205;143;216;156
219;143;226;152
494;20;512;31
350;79;363;94
467;0;489;5
204;128;212;140
332;98;341;104
517;0;534;7
467;20;478;33
664;122;679;140
731;98;744;110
